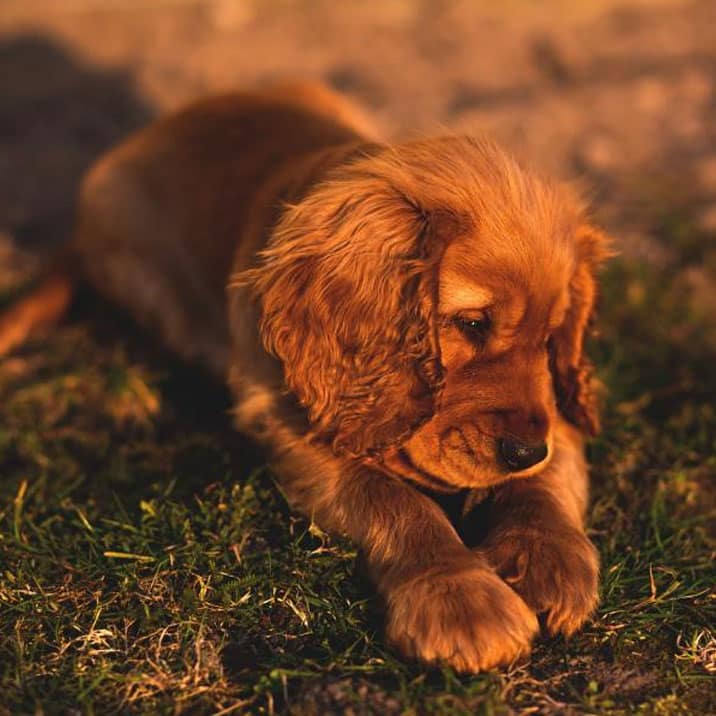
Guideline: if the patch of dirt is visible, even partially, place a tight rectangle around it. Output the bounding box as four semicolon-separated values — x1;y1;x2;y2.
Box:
291;678;405;716
588;660;660;699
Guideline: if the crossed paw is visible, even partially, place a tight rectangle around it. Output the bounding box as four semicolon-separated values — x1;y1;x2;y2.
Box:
384;529;599;673
481;525;600;637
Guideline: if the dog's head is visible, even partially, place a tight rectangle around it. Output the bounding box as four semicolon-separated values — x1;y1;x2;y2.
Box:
242;137;610;489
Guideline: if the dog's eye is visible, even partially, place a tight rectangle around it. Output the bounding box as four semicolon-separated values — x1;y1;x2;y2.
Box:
455;314;491;343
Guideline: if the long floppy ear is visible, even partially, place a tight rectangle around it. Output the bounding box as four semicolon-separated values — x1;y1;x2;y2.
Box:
549;225;613;436
237;170;453;458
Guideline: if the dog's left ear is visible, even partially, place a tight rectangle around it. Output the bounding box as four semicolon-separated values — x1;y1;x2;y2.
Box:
549;225;613;435
235;167;455;458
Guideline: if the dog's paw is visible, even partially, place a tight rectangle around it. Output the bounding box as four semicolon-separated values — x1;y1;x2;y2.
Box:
384;560;539;673
480;527;599;637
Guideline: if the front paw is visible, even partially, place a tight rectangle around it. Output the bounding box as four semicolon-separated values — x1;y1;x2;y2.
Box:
384;559;539;673
481;527;599;637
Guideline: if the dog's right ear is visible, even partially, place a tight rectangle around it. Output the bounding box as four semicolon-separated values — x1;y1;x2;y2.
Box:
232;166;452;458
549;224;613;436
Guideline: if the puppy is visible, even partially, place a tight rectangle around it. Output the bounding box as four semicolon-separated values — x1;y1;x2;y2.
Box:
0;82;609;673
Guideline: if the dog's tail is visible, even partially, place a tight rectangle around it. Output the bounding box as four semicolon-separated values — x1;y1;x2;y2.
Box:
0;249;76;357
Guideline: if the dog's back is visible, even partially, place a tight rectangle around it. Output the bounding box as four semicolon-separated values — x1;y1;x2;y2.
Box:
0;83;377;371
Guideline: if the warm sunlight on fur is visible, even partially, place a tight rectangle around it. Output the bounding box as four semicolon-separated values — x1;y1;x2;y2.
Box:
0;82;611;674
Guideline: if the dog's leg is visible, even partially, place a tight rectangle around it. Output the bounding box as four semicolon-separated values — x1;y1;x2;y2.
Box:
267;437;539;673
475;420;600;636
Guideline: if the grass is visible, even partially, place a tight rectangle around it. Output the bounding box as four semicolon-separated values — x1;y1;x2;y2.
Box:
1;217;715;714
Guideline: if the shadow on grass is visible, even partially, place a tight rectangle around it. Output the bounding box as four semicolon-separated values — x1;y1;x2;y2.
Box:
0;33;153;249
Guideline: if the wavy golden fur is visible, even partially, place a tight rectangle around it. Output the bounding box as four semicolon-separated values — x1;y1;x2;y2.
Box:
0;83;610;672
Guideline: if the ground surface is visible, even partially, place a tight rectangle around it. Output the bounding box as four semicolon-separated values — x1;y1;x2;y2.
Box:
0;1;715;714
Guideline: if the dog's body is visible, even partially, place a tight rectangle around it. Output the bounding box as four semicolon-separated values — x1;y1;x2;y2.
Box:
74;85;376;378
1;83;608;673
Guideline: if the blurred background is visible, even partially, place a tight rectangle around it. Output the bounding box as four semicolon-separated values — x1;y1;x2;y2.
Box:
1;0;715;263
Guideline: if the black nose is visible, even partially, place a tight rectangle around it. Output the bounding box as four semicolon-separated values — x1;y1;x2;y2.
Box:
499;439;548;472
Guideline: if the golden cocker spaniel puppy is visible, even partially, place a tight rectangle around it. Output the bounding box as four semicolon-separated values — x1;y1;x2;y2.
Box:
1;83;610;673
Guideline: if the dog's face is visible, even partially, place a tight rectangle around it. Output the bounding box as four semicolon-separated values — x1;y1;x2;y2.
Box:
242;137;608;489
390;224;574;489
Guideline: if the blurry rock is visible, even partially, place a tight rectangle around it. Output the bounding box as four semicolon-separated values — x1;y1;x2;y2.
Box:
698;156;716;193
324;67;385;108
579;132;620;172
674;112;704;140
207;0;255;30
697;204;716;234
680;68;713;104
531;35;573;85
635;77;667;113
